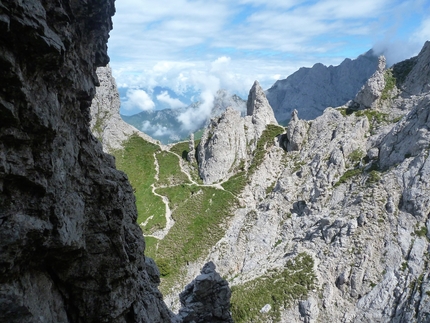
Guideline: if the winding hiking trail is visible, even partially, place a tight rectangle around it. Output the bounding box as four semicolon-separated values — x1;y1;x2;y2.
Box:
145;146;236;240
144;153;175;240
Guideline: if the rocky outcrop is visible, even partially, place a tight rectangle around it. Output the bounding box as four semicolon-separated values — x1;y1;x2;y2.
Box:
90;65;159;152
401;41;430;95
283;109;309;151
266;50;380;122
190;42;430;323
0;1;172;322
247;80;278;136
177;262;233;323
353;56;387;109
197;81;279;184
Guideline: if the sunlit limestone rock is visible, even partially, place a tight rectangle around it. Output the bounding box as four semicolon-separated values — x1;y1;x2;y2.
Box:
197;108;247;184
194;42;430;323
353;56;387;109
197;81;278;184
283;109;309;152
246;80;278;136
402;41;430;95
90;65;159;152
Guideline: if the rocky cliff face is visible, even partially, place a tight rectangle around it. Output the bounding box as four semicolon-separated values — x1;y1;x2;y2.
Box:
197;81;278;184
202;42;430;322
0;1;173;322
90;65;159;152
266;51;380;122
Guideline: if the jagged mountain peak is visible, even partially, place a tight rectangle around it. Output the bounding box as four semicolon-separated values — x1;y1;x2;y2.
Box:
266;50;380;122
197;81;281;185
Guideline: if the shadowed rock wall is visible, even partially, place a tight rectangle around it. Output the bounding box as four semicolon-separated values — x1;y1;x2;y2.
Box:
0;1;171;322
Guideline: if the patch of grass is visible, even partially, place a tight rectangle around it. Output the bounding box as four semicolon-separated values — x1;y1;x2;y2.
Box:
170;141;191;160
355;110;389;124
334;169;362;187
144;236;159;258
415;226;428;238
231;253;316;323
148;185;238;291
156;151;190;186
381;69;396;101
338;107;355;116
112;135;166;233
222;171;248;196
367;170;381;184
265;181;277;195
348;148;364;165
355;109;389;133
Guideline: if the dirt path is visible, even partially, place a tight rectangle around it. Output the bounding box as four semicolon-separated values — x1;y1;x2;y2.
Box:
144;153;175;240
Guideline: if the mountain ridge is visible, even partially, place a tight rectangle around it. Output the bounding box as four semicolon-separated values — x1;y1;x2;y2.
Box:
92;41;430;322
266;49;380;123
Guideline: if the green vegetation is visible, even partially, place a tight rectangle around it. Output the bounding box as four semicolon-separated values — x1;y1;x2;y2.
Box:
381;69;397;100
415;225;428;238
156;151;190;186
231;253;316;323
265;181;277;195
170;140;202;183
355;109;389;124
248;124;285;176
222;171;248;196
334;169;362;187
367;170;381;184
348;148;364;166
170;141;192;160
114;124;288;293
112;135;166;233
148;184;238;290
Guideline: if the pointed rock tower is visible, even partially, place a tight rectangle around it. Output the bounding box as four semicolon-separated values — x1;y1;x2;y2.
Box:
247;80;278;137
197;81;279;184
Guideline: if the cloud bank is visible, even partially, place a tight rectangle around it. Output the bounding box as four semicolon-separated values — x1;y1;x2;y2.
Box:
156;91;187;109
109;0;430;115
121;89;155;112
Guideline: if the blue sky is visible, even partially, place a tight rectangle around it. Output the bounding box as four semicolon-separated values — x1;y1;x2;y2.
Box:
107;0;430;116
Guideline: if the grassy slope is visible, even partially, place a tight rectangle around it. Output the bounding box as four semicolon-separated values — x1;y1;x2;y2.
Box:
112;126;317;322
147;185;239;290
111;135;166;234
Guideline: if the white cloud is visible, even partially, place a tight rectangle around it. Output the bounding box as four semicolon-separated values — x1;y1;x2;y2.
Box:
122;89;155;112
141;121;173;137
177;74;220;132
109;0;430;115
156;91;187;109
413;17;430;45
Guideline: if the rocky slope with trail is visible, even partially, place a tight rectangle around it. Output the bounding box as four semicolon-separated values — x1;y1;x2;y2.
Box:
186;42;430;322
0;1;232;322
83;40;430;322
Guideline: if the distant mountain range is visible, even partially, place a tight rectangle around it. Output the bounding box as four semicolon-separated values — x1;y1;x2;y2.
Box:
266;50;380;123
121;90;246;144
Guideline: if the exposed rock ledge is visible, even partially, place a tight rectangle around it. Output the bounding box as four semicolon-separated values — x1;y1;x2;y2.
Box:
0;1;172;322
